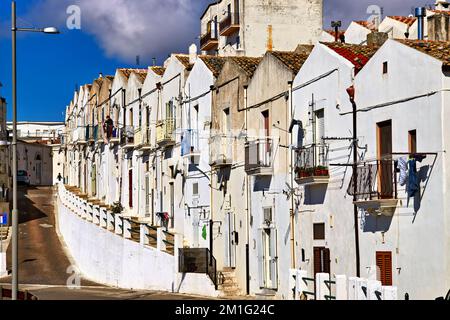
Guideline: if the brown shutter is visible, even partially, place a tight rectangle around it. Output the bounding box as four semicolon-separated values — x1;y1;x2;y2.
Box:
314;247;321;275
323;248;331;274
376;251;392;286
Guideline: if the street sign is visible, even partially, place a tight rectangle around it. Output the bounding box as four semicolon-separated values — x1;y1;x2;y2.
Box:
0;212;7;226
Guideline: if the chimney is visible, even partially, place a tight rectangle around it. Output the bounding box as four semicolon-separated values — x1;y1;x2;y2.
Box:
367;32;388;46
189;44;198;65
428;7;450;40
415;7;426;40
435;0;450;11
99;73;103;78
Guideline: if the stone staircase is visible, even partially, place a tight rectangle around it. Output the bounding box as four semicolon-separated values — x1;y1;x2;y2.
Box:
218;268;243;298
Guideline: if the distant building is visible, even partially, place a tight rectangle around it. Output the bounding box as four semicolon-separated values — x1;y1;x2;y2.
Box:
7;121;64;144
200;0;323;57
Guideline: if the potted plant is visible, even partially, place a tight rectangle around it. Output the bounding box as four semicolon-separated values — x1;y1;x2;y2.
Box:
111;202;124;215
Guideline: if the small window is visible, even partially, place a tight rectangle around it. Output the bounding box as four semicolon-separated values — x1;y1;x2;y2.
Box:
409;130;417;154
313;223;325;240
263;207;272;225
383;61;388;74
376;251;393;286
193;183;199;196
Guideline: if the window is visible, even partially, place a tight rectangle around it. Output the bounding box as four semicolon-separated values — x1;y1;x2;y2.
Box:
193;182;199;196
409;130;417;154
383;61;388;74
376;251;393;286
314;247;330;275
263;207;272;226
313;223;325;240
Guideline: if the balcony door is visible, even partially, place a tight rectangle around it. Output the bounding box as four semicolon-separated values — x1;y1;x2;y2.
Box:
224;212;236;269
377;120;393;198
262;110;271;164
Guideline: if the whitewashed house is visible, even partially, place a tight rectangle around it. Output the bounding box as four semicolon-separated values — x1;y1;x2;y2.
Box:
352;39;450;299
245;49;311;299
136;66;165;224
200;0;323;56
379;16;418;40
345;21;377;45
182;46;226;249
156;54;192;234
292;42;379;286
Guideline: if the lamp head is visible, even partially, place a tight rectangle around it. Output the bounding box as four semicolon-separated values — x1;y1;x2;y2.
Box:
43;27;60;34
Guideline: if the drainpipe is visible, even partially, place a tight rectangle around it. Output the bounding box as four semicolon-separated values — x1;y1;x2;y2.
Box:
346;85;361;277
288;80;296;269
243;85;250;295
209;85;215;265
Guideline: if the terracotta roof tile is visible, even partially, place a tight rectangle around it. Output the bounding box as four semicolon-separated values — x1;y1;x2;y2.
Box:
199;55;226;77
150;66;165;76
132;69;148;83
269;51;310;74
431;10;450;16
322;42;379;73
119;68;147;79
176;55;193;69
388;16;417;27
229;56;262;77
354;20;378;31
396;39;450;67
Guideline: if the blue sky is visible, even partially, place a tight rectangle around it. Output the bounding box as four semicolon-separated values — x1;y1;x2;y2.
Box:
0;0;427;122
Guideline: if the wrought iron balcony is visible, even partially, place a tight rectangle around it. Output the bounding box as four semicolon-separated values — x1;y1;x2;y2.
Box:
86;125;95;144
156;119;175;147
122;125;135;149
95;125;105;144
245;138;273;176
348;159;399;215
200;28;219;51
74;126;87;145
220;12;240;36
295;144;330;185
209;134;232;168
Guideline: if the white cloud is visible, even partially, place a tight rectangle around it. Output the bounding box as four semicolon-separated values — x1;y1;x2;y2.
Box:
28;0;207;63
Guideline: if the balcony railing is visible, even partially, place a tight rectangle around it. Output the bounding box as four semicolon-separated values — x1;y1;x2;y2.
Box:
95;125;105;144
179;248;217;289
220;12;240;36
347;159;399;215
74;126;87;145
122;126;135;148
134;127;144;148
200;28;219;51
245;138;273;176
209;134;232;168
295;144;330;185
156;119;175;147
86;125;95;143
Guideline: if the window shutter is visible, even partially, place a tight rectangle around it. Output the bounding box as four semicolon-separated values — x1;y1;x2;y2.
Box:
376;251;393;286
258;229;265;288
323;248;331;274
269;228;278;290
314;247;321;275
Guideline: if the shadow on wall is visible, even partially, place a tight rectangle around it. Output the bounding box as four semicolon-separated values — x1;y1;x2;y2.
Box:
304;184;327;205
253;176;272;192
363;213;394;233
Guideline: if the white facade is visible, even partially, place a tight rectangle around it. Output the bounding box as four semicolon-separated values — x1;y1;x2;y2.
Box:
200;0;323;56
345;21;376;45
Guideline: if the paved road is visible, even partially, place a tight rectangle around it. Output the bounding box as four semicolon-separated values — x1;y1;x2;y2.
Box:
0;186;206;300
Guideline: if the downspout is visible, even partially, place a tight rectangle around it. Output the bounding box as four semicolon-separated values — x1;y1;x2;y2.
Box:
346;84;361;277
119;88;126;205
209;85;215;265
288;80;296;269
244;85;250;295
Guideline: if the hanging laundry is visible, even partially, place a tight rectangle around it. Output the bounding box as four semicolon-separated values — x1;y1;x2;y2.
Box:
408;159;420;198
397;157;408;187
413;154;427;163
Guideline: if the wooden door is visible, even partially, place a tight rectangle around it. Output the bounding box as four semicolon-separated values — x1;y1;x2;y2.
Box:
314;247;331;275
377;120;393;198
376;251;393;286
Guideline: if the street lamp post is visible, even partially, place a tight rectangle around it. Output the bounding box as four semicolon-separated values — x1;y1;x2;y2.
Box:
11;0;59;300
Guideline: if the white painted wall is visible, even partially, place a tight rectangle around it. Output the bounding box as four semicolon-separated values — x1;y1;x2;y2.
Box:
354;39;449;299
292;43;357;279
183;57;214;249
345;22;372;45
